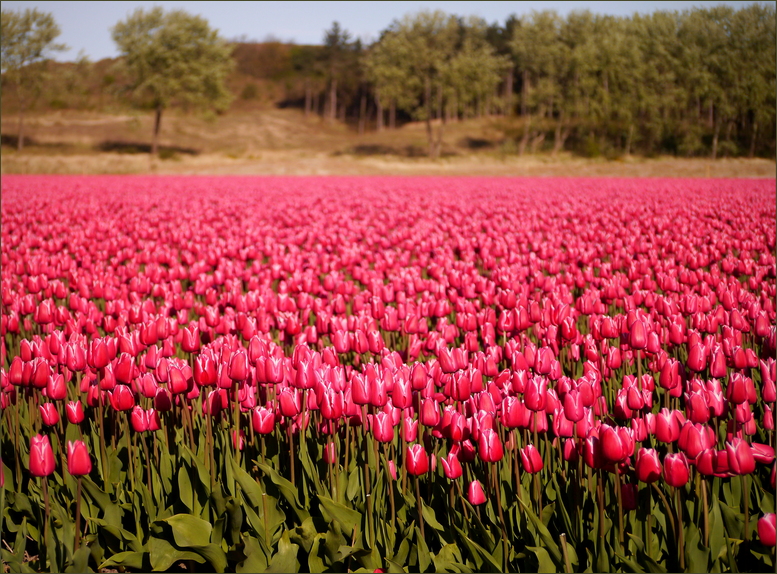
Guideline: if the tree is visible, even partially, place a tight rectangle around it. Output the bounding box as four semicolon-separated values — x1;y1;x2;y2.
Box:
111;7;233;155
322;22;352;122
1;8;67;151
366;11;507;158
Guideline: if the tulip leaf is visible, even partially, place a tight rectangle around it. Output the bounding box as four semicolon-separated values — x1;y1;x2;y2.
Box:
237;535;269;573
347;465;361;501
421;501;445;533
453;525;501;572
614;551;645;573
161;513;212;547
318;494;362;536
99;550;146;570
718;499;744;540
518;497;563;568
387;558;408;573
265;530;300;573
256;461;310;521
149;537;205;571
684;524;710;574
416;526;432;572
527;545;557;573
307;534;327;573
230;456;264;507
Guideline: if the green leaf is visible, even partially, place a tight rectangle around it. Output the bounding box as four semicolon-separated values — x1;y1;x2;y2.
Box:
416;527;432;572
161;514;212;547
99;550;146;570
518;497;563;567
237;535;269;573
453;525;501;572
257;461;310;522
421;501;445;532
178;462;194;511
527;546;557;573
307;534;327;573
318;494;362;537
685;523;710;574
265;530;300;573
615;552;645;573
387;558;408;573
231;456;264;507
149;537;204;572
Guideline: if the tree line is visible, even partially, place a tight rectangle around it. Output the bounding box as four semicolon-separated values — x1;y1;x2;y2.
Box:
2;5;774;158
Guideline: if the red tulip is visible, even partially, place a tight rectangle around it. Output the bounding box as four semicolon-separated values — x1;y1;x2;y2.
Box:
406;444;429;476
635;448;661;483
563;389;585;422
372;412;395;443
726;439;756;475
629;320;647;350
600;425;629;462
252;407;275;434
39;403;59;426
440;450;462;480
520;444;544;473
752;443;775;465
66;401;84;424
758;514;776;547
46;373;67;400
29;434;55;477
622;483;638;511
419;399;440;427
655;408;681;443
478;428;504;463
67;440;92;476
467;480;487;505
110;384;135;411
678;422;714;460
228;349;249;381
524;375;547;411
663;453;690;487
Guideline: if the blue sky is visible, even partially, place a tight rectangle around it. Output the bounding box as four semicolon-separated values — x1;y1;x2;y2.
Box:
3;0;767;62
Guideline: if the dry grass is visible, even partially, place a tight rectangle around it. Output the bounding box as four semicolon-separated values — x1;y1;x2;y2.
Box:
2;109;775;177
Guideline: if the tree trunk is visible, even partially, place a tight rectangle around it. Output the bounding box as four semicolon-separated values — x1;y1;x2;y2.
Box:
304;80;312;117
375;91;384;132
711;118;720;160
17;105;25;152
625;124;634;156
749;121;758;158
358;92;367;135
425;76;434;158
152;106;162;156
390;100;396;130
505;68;514;116
552;112;569;156
521;70;529;117
519;116;531;156
329;78;337;122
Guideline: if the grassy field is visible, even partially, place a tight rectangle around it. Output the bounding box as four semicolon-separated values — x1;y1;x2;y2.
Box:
2;108;774;177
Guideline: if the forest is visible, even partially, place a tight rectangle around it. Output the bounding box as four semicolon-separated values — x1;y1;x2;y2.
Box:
2;4;775;160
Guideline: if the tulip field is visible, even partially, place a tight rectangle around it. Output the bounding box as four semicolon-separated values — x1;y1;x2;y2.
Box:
1;175;776;573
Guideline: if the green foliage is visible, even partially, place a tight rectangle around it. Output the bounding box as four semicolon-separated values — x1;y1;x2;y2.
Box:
111;7;233;112
0;7;67;150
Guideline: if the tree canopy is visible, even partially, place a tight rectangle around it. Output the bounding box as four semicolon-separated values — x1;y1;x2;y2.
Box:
111;7;233;154
1;7;67;150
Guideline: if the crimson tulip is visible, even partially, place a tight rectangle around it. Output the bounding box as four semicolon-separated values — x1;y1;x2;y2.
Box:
67;440;92;476
440;451;463;480
663;453;690;487
758;514;776;547
29;434;55;477
406;444;429;476
726;439;756;475
635;448;661;483
39;403;59;426
467;480;487;505
66;401;84;424
520;444;544;473
477;428;503;463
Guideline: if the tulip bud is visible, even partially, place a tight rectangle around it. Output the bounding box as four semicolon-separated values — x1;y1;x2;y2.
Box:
66;401;84;424
758;514;776;547
467;480;487;505
29;434;55;477
663;453;690;487
440;451;462;480
406;444;429;476
520;444;544;473
635;448;662;483
67;440;92;476
478;428;504;463
39;403;60;427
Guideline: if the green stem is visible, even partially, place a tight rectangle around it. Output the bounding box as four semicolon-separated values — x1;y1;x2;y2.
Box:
415;475;425;540
75;477;82;551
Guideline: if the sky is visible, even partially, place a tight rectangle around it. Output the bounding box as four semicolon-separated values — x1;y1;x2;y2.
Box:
3;0;767;62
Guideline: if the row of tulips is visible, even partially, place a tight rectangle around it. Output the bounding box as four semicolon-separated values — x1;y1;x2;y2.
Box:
1;175;775;573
